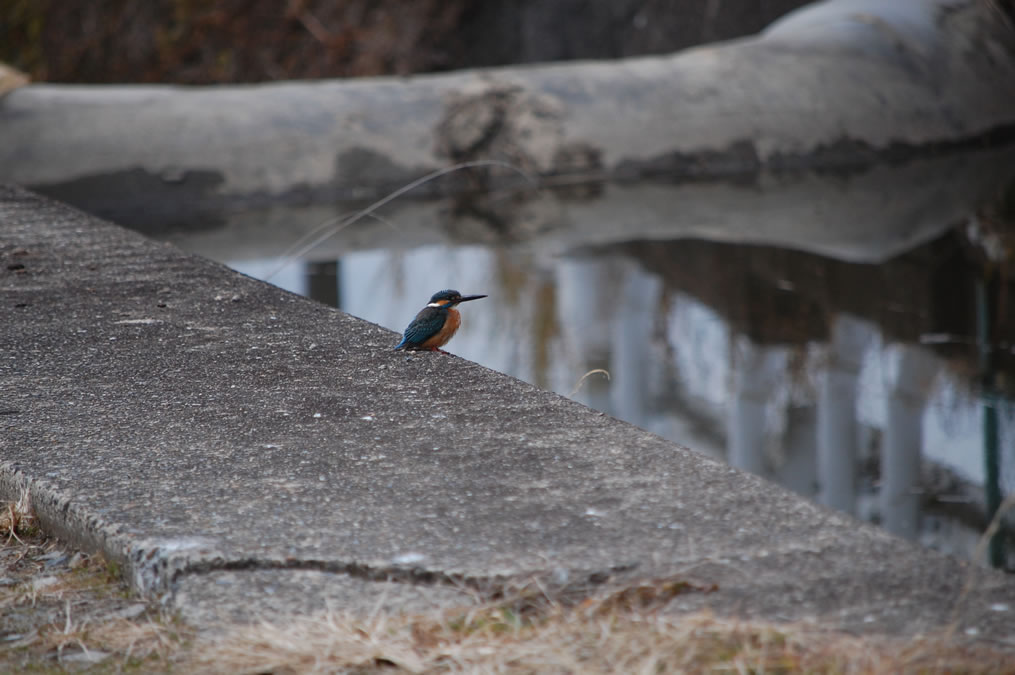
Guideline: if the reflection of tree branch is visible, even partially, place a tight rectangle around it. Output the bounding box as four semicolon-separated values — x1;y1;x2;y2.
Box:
946;492;1015;635
979;496;1015;560
569;369;611;398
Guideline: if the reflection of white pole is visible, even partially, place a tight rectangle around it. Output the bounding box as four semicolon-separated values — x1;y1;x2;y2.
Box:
772;406;817;497
881;344;938;539
728;337;783;476
610;264;661;427
817;316;873;515
555;257;619;410
229;257;308;298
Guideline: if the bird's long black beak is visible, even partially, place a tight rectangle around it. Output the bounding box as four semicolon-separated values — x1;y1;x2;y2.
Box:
455;294;487;304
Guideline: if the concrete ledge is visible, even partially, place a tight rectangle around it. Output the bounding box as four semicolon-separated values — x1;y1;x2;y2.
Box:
2;184;1013;639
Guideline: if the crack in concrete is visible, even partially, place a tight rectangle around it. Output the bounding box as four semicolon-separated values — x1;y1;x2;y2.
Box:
2;467;651;605
170;555;644;604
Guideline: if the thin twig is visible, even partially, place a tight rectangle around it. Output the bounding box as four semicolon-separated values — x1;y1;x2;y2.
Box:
264;159;537;281
945;492;1015;636
568;369;611;397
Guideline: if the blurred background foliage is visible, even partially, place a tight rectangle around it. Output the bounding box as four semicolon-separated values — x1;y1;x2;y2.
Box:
3;1;1014;84
0;0;826;84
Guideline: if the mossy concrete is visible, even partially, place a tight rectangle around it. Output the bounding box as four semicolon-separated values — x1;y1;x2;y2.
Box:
2;185;1013;641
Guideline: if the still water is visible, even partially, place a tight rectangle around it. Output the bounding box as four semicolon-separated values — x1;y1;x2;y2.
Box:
165;147;1015;570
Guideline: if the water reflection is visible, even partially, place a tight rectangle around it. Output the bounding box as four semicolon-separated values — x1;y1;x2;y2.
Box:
219;234;1015;569
170;153;1015;570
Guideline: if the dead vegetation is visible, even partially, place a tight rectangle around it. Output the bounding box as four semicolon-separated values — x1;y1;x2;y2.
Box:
3;493;1014;674
0;492;189;672
186;588;1014;675
0;487;36;542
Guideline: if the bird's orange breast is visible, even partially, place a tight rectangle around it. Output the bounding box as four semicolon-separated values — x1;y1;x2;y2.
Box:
420;308;461;350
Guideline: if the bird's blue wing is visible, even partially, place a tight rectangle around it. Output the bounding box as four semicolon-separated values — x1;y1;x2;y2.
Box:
394;307;444;349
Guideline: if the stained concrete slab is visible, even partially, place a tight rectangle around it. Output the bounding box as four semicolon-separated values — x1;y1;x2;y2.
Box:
1;184;1014;645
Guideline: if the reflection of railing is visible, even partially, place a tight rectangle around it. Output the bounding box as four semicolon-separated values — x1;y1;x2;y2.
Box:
721;322;1012;568
608;232;1014;567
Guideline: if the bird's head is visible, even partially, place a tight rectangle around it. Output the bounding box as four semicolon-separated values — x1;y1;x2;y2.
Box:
427;289;487;308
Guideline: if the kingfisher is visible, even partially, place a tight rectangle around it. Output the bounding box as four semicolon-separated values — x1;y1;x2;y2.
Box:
394;289;487;352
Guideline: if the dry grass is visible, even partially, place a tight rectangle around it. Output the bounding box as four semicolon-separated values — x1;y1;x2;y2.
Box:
1;496;191;672
21;609;185;669
0;551;188;670
4;493;1015;674
0;487;36;543
186;582;1015;675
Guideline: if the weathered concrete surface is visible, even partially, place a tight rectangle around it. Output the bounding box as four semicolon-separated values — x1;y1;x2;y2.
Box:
2;184;1014;641
1;0;1013;224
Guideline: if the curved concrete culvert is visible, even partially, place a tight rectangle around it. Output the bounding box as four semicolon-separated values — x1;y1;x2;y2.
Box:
752;0;1015;150
1;0;1011;209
